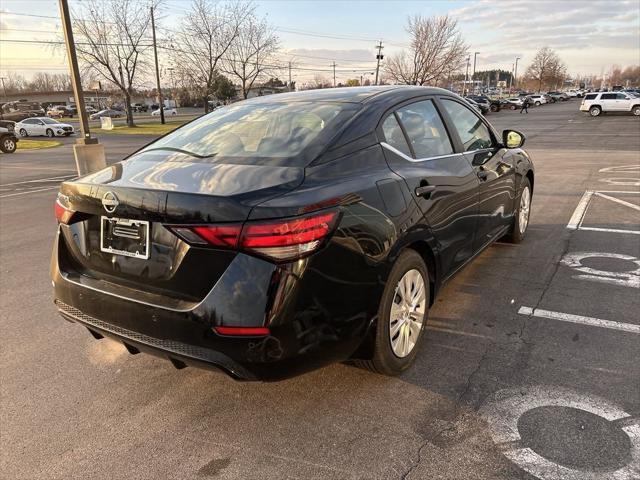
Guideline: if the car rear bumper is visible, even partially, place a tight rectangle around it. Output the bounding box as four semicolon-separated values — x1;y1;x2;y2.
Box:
51;228;381;380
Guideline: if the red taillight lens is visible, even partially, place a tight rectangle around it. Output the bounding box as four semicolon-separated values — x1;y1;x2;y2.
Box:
167;210;339;262
214;326;270;336
54;199;75;224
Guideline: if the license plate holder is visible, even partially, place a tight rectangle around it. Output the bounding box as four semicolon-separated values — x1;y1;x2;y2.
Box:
100;216;150;259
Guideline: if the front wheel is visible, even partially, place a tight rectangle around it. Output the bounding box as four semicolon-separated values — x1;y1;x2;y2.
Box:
535;101;541;106
0;136;17;153
504;177;532;244
511;105;517;110
46;129;54;138
632;105;640;116
358;249;429;375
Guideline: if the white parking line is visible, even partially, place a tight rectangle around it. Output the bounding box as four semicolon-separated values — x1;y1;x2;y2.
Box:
518;306;640;334
0;175;74;187
0;186;58;198
567;190;593;229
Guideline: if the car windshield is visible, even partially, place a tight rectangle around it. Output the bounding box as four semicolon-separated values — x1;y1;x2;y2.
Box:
41;118;59;124
143;101;359;160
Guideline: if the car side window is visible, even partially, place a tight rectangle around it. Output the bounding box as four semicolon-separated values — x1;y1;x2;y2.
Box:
440;99;493;151
395;100;453;158
381;114;412;157
601;94;616;100
616;93;628;100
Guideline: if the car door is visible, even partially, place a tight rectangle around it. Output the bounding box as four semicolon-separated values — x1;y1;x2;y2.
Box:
616;93;631;111
23;119;39;136
600;93;618;111
379;98;480;277
33;119;47;136
438;97;516;251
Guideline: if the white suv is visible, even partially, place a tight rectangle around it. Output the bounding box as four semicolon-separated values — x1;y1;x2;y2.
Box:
580;92;640;116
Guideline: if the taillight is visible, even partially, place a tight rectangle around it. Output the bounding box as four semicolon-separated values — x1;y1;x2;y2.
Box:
54;198;75;224
213;326;270;336
166;210;339;262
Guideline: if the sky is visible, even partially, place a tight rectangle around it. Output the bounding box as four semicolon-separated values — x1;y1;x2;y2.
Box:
1;0;639;87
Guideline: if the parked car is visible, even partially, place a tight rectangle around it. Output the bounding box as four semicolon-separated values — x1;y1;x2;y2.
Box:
90;109;124;120
466;95;501;112
580;91;640;116
0;120;18;153
151;107;178;116
547;92;569;102
47;105;75;118
51;86;534;380
465;98;485;114
504;97;524;110
85;106;98;115
528;94;547;106
15;117;75;137
131;103;149;113
0;100;44;122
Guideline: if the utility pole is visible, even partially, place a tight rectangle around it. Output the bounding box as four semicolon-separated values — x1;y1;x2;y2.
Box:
288;61;292;91
374;40;384;85
0;77;6;100
332;62;336;87
151;6;165;124
514;57;520;90
58;0;104;175
509;63;514;91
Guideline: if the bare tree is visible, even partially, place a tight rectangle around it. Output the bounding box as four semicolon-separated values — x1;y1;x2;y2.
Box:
384;15;468;86
1;72;27;94
72;0;156;126
223;11;279;99
171;0;252;112
525;47;567;92
28;72;71;92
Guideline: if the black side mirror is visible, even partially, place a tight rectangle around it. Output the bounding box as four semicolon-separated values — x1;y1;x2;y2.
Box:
503;129;526;149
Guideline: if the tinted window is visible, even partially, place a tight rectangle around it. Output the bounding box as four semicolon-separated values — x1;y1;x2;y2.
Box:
144;102;359;160
585;94;597;100
601;94;617;100
395;100;453;158
381;115;411;157
441;99;493;151
616;93;628;99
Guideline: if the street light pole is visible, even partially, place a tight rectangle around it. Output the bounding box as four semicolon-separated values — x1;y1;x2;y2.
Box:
58;0;105;175
464;55;470;95
472;51;480;93
0;77;6;100
514;57;521;90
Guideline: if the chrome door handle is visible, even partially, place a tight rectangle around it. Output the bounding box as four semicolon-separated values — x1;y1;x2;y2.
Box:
415;185;436;197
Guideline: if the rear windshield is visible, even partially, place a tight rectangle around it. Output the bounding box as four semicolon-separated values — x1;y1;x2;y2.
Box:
143;102;359;162
585;94;597;100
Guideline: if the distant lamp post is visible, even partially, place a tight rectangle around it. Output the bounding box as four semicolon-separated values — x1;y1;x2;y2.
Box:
514;57;521;90
472;51;480;85
464;55;471;94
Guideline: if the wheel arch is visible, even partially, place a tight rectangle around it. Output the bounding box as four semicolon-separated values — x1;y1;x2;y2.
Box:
525;169;534;193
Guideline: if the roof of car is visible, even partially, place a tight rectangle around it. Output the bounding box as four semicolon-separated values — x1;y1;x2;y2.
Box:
241;85;456;105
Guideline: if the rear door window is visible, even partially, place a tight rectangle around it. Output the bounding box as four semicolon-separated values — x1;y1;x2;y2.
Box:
601;94;617;100
381;115;411;157
395;100;453;158
440;99;494;151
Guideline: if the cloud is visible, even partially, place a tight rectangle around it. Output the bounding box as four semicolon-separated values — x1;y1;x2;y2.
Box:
449;0;639;72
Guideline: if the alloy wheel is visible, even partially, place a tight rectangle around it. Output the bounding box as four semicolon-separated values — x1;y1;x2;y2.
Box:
389;269;426;358
519;186;531;234
3;139;16;152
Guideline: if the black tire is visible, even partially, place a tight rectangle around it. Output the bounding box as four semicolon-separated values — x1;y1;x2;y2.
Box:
589;106;602;117
19;128;28;137
503;177;532;244
535;101;541;106
632;105;640;116
357;249;430;376
0;136;17;153
490;104;498;112
510;105;517;110
46;129;54;138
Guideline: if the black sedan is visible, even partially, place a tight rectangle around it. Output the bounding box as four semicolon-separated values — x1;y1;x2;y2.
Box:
52;86;534;380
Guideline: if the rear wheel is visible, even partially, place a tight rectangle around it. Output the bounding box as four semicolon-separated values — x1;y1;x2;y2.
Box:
0;136;17;153
535;101;541;106
632;105;640;116
358;249;429;375
504;177;532;244
19;128;28;137
46;129;54;138
511;105;517;110
589;106;602;117
490;104;498;112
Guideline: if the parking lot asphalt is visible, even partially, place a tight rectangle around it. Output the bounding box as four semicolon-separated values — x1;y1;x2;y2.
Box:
1;100;639;480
